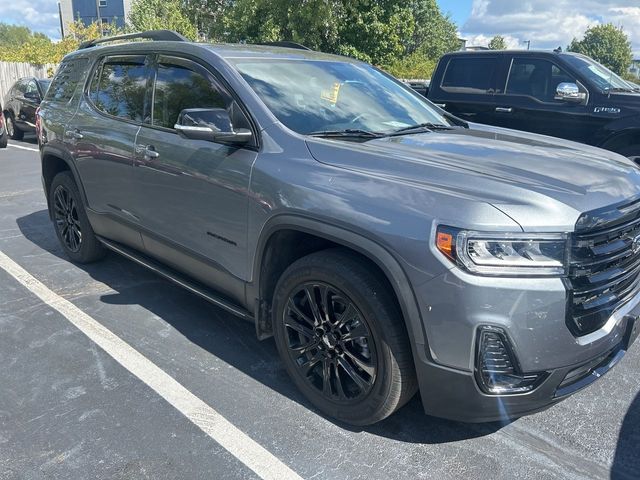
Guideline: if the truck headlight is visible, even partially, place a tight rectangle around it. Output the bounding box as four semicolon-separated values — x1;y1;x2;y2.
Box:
436;226;568;276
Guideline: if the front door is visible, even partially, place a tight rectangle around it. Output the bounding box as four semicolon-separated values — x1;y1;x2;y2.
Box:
492;56;603;144
131;54;257;301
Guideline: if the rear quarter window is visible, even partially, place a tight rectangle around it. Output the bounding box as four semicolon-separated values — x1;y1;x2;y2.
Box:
46;58;89;104
441;57;497;94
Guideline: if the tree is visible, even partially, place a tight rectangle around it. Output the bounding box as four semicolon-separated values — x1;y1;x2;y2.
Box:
488;35;506;50
128;0;198;41
0;23;48;48
568;23;632;75
405;0;459;60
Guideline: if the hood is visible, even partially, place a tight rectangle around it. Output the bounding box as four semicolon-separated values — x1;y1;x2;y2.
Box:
305;125;640;231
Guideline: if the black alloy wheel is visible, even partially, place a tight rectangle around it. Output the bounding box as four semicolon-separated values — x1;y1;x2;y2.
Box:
53;184;82;252
283;282;377;402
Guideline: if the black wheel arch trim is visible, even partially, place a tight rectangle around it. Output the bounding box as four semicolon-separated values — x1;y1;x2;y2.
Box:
41;144;88;219
249;214;431;364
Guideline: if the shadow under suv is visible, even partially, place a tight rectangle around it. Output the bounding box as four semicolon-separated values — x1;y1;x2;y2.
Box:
38;30;640;425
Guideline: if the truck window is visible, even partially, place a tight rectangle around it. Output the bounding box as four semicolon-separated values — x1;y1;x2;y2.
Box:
47;58;89;104
506;58;576;102
441;57;496;94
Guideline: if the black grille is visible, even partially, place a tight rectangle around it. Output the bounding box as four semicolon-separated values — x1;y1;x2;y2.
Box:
568;197;640;336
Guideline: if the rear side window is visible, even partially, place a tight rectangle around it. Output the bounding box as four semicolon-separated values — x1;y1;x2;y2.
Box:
441;57;496;94
47;58;89;104
89;55;150;122
152;57;229;129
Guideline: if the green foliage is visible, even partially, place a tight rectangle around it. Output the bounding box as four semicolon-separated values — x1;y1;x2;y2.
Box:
383;51;436;79
488;35;507;50
0;24;48;48
568;23;633;76
128;0;198;41
0;20;124;65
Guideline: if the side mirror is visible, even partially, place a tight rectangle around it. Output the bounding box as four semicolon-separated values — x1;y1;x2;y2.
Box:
174;108;252;145
24;91;41;102
555;82;586;103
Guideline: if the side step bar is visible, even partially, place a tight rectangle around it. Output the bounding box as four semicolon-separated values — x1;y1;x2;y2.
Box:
98;237;253;322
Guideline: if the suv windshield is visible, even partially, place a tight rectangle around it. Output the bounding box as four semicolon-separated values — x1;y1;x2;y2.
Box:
563;54;635;92
230;59;453;135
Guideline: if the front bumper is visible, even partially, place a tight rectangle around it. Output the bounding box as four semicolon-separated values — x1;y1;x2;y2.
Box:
415;303;640;423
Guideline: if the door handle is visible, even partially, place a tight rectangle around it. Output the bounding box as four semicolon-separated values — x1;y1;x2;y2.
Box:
135;144;160;160
495;107;513;113
64;129;84;140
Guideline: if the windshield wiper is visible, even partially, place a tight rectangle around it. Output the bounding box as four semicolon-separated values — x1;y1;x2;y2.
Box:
388;122;454;136
308;129;383;139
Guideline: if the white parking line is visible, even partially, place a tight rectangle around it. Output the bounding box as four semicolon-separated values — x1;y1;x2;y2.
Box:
0;250;303;480
7;143;39;152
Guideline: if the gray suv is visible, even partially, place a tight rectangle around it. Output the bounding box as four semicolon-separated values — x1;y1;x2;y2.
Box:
38;31;640;425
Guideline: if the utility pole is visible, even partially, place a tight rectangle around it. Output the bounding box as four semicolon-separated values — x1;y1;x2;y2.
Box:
95;0;102;36
523;40;531;50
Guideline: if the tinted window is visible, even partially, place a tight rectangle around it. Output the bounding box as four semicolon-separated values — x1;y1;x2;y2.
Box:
152;59;228;129
47;58;89;104
89;56;149;121
38;79;52;95
506;58;576;101
441;57;496;93
25;80;38;94
14;80;27;94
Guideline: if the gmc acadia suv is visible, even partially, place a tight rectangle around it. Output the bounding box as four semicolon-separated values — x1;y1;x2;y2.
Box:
38;31;640;425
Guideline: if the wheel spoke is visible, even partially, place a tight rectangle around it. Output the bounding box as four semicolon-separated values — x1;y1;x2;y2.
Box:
284;317;314;339
300;351;323;376
332;361;347;399
335;303;359;329
343;349;375;377
322;359;332;396
304;286;323;326
337;356;370;392
341;321;368;342
287;298;314;327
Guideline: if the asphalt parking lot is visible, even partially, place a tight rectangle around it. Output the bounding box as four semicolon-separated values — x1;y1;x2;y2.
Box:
0;135;639;480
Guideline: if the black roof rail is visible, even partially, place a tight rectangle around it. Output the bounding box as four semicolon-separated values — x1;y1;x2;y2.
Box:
256;41;312;51
78;30;188;50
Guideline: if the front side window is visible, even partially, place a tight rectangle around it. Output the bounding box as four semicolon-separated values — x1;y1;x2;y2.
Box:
230;59;452;135
152;59;229;129
441;57;496;94
506;58;576;101
25;80;38;94
89;56;149;121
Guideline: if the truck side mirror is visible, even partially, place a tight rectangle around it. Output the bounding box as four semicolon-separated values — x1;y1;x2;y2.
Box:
555;83;586;104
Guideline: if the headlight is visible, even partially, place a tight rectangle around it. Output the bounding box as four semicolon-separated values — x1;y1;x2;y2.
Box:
436;226;568;276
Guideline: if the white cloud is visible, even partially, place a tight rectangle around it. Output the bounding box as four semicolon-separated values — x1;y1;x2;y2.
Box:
462;0;640;57
0;0;61;39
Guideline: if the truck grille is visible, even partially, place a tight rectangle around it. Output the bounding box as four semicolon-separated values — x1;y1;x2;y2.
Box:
568;197;640;336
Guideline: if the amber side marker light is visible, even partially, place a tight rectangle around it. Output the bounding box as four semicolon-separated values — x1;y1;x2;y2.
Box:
436;226;458;261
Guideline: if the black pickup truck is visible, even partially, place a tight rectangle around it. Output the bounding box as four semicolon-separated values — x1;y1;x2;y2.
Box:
427;50;640;162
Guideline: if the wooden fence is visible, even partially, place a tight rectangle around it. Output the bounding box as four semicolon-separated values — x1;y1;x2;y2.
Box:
0;62;57;104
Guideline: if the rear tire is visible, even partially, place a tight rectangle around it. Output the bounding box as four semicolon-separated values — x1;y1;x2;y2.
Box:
50;171;105;263
0;132;6;148
5;113;23;140
272;248;417;425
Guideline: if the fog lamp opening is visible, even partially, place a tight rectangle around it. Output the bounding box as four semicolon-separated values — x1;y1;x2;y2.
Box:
475;326;548;395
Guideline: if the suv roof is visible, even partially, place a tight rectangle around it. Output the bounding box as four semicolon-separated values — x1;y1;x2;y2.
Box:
444;49;584;59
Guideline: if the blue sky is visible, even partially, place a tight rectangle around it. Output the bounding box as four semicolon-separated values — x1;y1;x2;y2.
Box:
0;0;638;57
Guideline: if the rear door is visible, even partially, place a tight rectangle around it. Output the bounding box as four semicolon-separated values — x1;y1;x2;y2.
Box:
20;79;40;129
492;55;598;143
428;55;500;125
70;54;152;249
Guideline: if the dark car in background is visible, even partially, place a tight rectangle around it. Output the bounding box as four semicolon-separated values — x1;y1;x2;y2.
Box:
0;108;7;148
3;77;51;140
427;50;640;163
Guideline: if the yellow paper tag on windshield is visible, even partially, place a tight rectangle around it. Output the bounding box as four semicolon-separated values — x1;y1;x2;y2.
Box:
321;82;341;104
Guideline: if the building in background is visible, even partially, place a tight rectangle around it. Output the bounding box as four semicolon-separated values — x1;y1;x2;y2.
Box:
58;0;132;37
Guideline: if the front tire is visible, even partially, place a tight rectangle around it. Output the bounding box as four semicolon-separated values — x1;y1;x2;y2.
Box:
50;171;105;263
5;113;23;140
272;249;417;425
